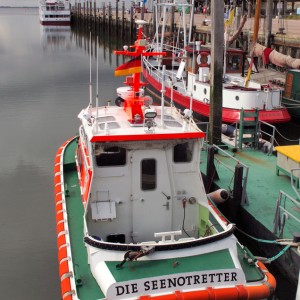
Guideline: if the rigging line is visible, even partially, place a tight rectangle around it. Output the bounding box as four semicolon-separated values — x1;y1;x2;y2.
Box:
275;127;300;142
265;245;291;262
235;226;281;244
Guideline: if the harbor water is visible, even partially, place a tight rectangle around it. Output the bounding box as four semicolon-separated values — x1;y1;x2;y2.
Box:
0;7;299;300
0;7;125;299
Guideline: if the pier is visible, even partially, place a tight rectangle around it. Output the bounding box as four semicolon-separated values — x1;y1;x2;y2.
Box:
71;1;300;57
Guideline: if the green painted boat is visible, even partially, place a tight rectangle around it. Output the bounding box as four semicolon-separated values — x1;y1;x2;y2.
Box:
199;123;300;293
281;69;300;119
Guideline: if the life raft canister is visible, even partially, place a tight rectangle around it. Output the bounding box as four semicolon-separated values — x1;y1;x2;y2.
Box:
197;52;211;67
177;51;184;62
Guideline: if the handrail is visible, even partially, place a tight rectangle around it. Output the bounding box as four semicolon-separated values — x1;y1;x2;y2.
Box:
142;57;187;95
291;168;300;200
258;120;276;155
273;190;300;238
196;121;209;150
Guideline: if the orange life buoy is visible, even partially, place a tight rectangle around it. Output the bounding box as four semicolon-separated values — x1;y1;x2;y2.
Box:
197;52;211;67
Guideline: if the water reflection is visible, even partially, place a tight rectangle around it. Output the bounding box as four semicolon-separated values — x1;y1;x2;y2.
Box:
40;25;72;50
0;8;128;300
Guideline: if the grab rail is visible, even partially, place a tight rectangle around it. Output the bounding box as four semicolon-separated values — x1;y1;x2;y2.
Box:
291;168;300;199
258;120;276;155
273;190;300;238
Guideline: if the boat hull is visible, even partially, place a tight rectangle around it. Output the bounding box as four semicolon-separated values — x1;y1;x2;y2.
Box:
40;20;71;26
143;69;291;124
281;97;300;119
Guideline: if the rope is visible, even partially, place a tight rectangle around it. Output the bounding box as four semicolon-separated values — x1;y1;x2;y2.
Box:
235;227;295;262
208;200;294;263
275;127;300;143
235;226;281;244
266;245;291;262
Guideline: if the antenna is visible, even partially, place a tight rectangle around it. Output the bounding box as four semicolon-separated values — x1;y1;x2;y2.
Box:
96;35;99;131
161;65;166;128
89;31;92;107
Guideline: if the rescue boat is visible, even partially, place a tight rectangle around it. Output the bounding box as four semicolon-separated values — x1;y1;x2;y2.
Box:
53;20;276;300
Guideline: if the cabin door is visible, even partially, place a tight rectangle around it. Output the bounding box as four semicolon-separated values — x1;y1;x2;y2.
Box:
131;149;172;242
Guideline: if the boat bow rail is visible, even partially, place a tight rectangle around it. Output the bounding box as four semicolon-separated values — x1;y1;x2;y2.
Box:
84;224;236;251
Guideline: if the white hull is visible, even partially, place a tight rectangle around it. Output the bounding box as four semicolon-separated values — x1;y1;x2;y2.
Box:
39;0;71;26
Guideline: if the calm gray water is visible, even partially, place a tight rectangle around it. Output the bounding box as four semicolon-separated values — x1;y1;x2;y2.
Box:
0;7;124;299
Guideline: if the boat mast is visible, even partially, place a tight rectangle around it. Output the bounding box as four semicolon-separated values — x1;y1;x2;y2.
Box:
188;0;195;44
96;36;99;127
89;31;92;106
265;0;273;48
245;0;262;87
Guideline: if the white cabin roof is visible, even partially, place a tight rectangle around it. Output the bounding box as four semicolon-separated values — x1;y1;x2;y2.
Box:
78;105;205;143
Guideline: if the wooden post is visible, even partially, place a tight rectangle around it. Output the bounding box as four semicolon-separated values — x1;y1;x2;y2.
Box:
141;0;144;20
109;2;112;23
122;1;125;34
265;0;274;47
171;5;175;33
103;2;105;23
208;0;223;146
205;146;219;193
229;163;244;222
116;0;119;27
130;1;134;38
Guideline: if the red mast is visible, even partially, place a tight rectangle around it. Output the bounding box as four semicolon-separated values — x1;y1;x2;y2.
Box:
114;21;166;124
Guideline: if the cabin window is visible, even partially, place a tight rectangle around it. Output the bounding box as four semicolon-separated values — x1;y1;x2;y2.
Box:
173;142;193;162
95;146;126;167
141;159;156;190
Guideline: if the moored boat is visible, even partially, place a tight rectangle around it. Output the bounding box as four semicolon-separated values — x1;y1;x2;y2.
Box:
142;1;291;124
39;0;71;26
53;21;276;300
200;120;300;297
281;69;300;119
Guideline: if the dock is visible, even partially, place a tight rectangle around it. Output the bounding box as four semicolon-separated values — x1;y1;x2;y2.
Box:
71;1;300;55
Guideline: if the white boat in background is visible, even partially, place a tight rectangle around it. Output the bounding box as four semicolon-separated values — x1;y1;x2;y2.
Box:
39;0;71;26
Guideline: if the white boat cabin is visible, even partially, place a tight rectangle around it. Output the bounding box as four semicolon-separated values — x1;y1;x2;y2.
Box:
77;105;214;245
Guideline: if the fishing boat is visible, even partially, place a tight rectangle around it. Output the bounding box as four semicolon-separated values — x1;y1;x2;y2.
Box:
142;1;291;124
53;21;276;300
39;0;71;26
281;69;300;119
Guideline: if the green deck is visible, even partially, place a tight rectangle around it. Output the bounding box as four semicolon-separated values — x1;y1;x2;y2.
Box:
200;145;299;241
63;138;105;299
60;138;266;299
